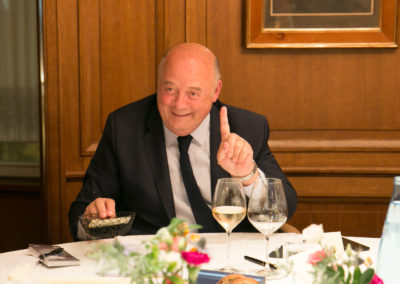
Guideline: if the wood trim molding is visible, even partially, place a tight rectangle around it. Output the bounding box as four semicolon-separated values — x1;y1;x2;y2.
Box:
84;143;98;156
0;177;41;193
270;139;400;152
298;196;390;204
79;0;101;157
65;165;400;181
284;166;400;175
80;138;400;157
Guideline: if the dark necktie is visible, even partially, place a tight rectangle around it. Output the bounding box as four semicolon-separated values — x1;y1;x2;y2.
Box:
177;135;217;232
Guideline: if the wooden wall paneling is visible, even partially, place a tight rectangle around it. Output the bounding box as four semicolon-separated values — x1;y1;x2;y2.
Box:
156;0;166;65
79;0;101;156
62;0;160;242
0;190;42;252
42;0;400;243
270;134;400;152
185;0;207;45
160;0;186;51
43;0;61;244
57;0;83;242
205;0;399;237
291;197;388;237
288;176;395;197
156;0;206;70
100;0;157;119
207;4;400;131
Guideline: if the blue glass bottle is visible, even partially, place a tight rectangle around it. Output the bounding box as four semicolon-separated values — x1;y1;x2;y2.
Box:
376;176;400;283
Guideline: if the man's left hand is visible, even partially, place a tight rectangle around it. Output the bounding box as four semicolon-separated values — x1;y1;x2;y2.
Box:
217;106;256;183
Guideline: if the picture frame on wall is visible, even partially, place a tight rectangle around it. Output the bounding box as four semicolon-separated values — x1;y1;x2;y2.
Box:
245;0;398;48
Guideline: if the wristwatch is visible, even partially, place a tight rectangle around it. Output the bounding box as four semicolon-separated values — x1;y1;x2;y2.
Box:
237;160;258;182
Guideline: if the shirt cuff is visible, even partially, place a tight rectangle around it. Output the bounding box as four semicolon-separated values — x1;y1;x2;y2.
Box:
243;168;266;198
77;220;88;240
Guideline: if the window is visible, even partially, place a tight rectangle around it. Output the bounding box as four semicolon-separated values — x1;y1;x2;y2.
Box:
0;0;40;177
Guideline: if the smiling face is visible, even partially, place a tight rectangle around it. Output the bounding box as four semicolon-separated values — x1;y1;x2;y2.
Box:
157;43;222;137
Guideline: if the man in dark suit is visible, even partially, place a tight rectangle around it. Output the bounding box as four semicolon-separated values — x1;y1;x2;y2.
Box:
69;43;297;240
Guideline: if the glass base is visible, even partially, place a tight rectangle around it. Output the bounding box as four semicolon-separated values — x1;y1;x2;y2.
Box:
253;268;287;280
215;267;242;273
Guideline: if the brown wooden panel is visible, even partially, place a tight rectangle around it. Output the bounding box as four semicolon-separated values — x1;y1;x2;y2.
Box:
290;197;389;237
156;0;166;64
288;175;395;197
163;0;186;50
0;191;43;252
79;0;101;156
208;0;400;130
275;152;400;170
57;0;84;245
43;0;61;244
100;0;157;121
186;0;207;44
42;0;400;245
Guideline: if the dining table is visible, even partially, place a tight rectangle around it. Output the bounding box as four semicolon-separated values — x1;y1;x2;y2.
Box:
0;232;380;284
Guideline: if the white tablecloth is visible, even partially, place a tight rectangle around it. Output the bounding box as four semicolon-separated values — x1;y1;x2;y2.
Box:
0;233;380;283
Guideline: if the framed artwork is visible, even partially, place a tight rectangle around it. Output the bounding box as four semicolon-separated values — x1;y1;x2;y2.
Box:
246;0;398;48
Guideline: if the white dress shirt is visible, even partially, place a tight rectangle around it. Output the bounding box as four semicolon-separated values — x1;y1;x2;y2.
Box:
164;114;212;226
163;114;265;226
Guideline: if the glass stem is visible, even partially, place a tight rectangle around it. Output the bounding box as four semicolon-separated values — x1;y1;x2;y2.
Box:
226;231;231;270
265;235;270;274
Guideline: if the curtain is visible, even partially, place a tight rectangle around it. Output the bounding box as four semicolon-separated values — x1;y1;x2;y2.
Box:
0;0;39;143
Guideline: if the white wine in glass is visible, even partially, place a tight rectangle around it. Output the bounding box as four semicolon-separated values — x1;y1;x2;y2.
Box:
212;178;246;272
247;178;288;279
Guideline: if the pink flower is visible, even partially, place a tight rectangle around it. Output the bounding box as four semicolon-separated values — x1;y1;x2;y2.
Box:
181;251;210;266
171;237;181;252
308;250;327;265
159;242;168;251
370;274;384;284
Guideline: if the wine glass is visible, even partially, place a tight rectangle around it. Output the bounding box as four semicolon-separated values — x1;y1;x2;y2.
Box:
212;178;246;272
247;178;288;279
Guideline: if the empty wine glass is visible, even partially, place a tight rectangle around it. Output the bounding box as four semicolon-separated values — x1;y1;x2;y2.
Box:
212;178;246;272
247;178;288;279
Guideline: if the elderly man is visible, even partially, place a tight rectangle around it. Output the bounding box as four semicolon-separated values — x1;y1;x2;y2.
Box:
68;43;297;239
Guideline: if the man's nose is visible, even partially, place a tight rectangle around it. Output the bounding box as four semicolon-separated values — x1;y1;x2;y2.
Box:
173;92;187;108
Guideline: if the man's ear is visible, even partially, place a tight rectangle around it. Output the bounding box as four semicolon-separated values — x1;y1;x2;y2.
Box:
212;80;222;102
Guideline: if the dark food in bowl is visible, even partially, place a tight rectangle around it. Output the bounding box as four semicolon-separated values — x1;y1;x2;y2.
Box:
79;211;135;239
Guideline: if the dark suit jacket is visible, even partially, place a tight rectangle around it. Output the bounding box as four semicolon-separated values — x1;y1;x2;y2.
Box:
68;94;297;239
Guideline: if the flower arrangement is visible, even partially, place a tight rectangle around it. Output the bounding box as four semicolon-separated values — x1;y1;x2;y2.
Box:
302;224;383;284
87;218;210;284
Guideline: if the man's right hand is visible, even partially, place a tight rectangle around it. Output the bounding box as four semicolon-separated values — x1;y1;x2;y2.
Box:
84;198;116;218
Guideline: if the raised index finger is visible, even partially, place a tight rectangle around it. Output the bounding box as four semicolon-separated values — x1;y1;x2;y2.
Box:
220;106;230;141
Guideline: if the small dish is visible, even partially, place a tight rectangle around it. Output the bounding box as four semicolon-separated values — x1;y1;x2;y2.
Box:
79;211;135;239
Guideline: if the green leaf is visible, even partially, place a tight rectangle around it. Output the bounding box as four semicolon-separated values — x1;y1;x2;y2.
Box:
167;275;185;284
166;261;177;272
337;265;345;280
360;269;374;284
351;267;361;284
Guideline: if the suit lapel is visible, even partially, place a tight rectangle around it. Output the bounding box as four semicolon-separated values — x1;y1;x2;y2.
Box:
210;103;229;197
144;104;175;220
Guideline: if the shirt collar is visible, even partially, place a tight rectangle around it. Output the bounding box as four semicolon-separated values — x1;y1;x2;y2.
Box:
163;114;210;147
